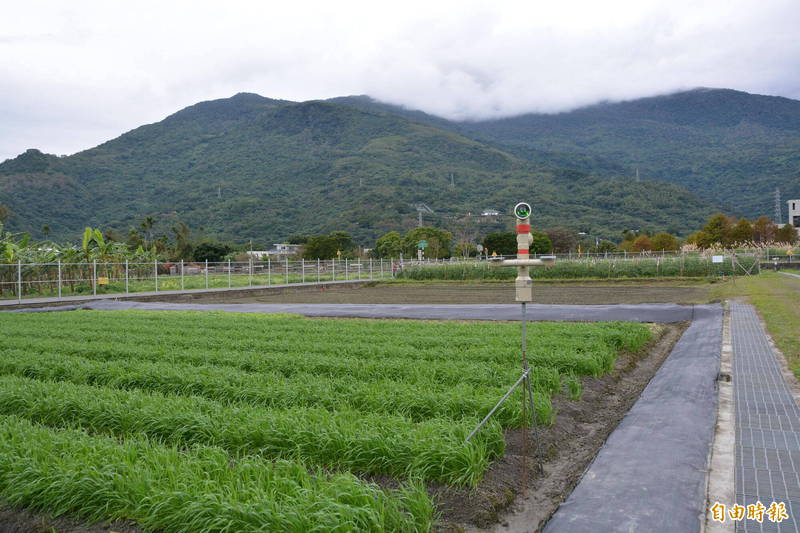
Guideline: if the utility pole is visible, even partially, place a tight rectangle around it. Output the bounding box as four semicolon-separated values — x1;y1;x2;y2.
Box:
775;188;782;224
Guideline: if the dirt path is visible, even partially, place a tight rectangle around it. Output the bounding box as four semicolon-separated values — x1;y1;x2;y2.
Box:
182;281;710;306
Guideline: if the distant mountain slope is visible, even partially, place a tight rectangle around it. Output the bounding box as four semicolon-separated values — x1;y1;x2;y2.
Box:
331;89;800;218
1;93;718;244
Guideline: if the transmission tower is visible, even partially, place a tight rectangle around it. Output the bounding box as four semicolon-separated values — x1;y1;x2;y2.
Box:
414;203;435;227
775;188;782;224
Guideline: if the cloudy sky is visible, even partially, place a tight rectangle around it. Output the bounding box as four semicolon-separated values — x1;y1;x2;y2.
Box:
1;0;799;162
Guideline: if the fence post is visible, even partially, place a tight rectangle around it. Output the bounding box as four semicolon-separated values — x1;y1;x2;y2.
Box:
249;258;253;287
228;259;232;288
154;259;158;292
332;259;336;281
180;260;185;291
302;258;305;284
345;258;349;280
380;258;384;279
93;260;97;296
317;258;320;283
369;258;373;279
358;260;362;280
285;257;289;284
125;259;129;294
267;257;271;285
17;260;22;303
58;259;62;299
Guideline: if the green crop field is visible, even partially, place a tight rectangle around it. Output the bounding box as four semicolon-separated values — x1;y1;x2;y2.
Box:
396;256;759;281
0;310;651;532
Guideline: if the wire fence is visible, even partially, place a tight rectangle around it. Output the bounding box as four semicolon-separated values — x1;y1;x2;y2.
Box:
0;258;399;302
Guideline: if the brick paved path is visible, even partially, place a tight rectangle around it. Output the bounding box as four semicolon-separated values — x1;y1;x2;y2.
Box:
731;302;800;532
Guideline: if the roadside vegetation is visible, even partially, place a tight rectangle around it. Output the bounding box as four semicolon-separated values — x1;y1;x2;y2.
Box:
0;310;651;531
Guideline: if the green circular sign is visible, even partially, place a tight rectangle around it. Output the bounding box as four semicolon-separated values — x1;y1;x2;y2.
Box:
514;202;532;220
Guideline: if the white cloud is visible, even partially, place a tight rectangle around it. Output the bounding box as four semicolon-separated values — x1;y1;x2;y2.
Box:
1;0;799;160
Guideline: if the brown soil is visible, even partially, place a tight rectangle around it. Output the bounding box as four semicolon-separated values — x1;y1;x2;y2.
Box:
188;282;710;306
0;504;142;533
433;322;687;532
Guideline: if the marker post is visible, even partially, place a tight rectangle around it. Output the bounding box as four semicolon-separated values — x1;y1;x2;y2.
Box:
492;202;555;475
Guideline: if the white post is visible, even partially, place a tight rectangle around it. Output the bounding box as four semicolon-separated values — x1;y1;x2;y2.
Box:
205;259;209;289
249;258;253;287
332;259;336;281
358;260;362;280
154;259;158;292
17;260;22;303
180;260;184;291
285;257;289;284
302;258;305;284
58;259;62;299
317;258;320;283
345;258;349;280
267;257;271;285
380;258;384;279
228;259;232;287
93;260;97;295
125;259;129;294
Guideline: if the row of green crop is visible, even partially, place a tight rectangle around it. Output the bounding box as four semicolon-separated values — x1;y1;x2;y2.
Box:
396;255;759;280
0;375;502;486
0;347;550;427
0;414;433;533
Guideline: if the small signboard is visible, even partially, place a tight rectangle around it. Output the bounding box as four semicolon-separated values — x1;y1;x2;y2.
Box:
97;277;109;285
476;244;484;252
712;255;724;264
418;240;428;249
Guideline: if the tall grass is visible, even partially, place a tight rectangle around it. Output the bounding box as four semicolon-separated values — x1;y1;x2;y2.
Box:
0;415;433;532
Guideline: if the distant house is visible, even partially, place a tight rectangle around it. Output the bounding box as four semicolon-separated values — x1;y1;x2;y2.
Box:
247;244;304;259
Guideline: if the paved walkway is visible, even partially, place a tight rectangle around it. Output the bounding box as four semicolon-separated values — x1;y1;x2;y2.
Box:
731;302;800;532
779;272;800;279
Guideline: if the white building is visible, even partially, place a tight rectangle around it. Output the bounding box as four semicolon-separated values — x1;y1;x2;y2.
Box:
789;199;800;228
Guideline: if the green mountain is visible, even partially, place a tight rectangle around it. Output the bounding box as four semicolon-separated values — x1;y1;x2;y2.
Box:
331;89;800;219
0;93;719;245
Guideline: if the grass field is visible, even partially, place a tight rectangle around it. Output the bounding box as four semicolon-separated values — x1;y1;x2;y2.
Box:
396;256;758;280
711;272;800;376
0;310;651;532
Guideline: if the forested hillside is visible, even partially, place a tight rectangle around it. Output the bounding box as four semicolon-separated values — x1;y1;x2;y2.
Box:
1;93;720;244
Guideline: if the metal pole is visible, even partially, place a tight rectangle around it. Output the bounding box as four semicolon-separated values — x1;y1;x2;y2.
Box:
522;302;544;474
228;259;232;287
17;260;22;303
154;259;158;292
332;259;336;281
180;260;184;291
205;259;208;289
345;258;348;280
267;257;271;285
369;258;373;279
302;258;305;284
125;259;129;294
380;258;384;279
317;258;320;283
358;260;361;280
285;257;289;285
466;369;529;442
249;258;252;287
58;259;62;299
93;260;97;295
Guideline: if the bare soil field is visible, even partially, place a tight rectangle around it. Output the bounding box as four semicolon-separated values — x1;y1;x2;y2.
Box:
181;281;711;306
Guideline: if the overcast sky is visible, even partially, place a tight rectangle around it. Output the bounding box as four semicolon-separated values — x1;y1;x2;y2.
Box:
1;0;799;162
